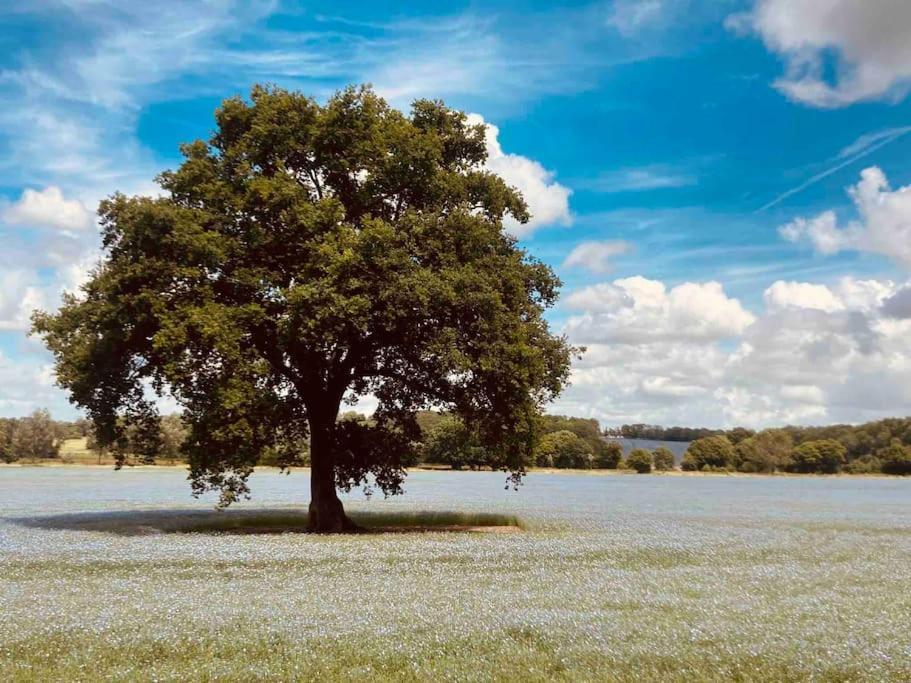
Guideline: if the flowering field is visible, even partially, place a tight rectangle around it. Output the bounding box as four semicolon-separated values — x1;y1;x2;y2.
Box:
1;467;910;681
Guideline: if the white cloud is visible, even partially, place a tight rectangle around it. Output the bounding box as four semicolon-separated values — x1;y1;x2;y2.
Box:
564;276;755;344
763;280;844;313
563;240;631;274
728;0;911;107
466;113;572;236
0;270;46;332
2;186;93;233
555;274;911;428
780;167;911;269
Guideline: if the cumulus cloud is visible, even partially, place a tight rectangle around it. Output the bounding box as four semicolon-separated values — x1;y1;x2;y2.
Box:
763;280;844;313
728;0;911;107
554;274;911;428
466;113;572;236
563;240;631;274
564;276;755;344
0;270;47;332
780;167;911;269
882;286;911;319
2;186;93;233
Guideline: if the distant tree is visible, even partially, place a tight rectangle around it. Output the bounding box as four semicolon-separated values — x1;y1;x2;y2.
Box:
423;417;492;470
414;411;450;440
613;423;719;442
652;447;675;471
625;448;652;473
843;454;882;474
32;85;575;531
539;415;614;465
595;440;623;469
790;439;846;474
72;418;91;437
535;430;593;469
158;414;189;463
11;409;62;460
754;429;794;471
734;429;793;472
878;439;911;475
725;427;755;445
0;418;16;463
682;435;735;471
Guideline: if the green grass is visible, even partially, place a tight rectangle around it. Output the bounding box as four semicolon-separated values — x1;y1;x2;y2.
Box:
1;626;883;682
18;508;523;535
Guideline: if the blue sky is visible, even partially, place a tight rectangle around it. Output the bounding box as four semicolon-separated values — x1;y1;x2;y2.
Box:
2;0;911;427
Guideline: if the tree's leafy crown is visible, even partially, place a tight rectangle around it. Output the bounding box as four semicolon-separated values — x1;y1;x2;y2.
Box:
33;85;574;502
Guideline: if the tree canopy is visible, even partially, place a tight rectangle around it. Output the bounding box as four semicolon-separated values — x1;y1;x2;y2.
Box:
33;85;575;531
682;436;735;471
534;430;593;469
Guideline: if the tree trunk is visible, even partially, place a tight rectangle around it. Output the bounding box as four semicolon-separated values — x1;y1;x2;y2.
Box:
307;411;359;533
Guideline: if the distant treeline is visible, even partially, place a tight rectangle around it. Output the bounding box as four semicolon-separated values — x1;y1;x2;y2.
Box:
3;409;910;476
680;417;911;475
605;424;721;442
0;410;89;463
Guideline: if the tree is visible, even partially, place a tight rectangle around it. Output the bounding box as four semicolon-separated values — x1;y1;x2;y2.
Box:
538;415;613;464
652;447;675;471
159;414;189;463
423;417;492;470
535;430;592;469
790;439;846;474
878;439;911;475
843;454;882;474
625;448;652;473
725;427;755;445
733;429;793;472
753;429;794;471
0;418;16;463
11;409;62;460
595;440;623;469
682;436;735;471
32;85;574;532
734;437;774;473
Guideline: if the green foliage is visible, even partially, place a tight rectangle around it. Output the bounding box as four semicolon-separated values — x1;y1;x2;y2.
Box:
877;439;911;475
538;415;612;466
596;440;623;469
422;417;492;470
534;430;593;469
31;84;574;514
733;429;793;473
624;448;652;473
0;418;15;463
610;424;719;441
414;411;449;440
842;454;882;474
10;409;62;460
790;439;846;474
682;436;735;471
652;447;675;471
725;427;755;445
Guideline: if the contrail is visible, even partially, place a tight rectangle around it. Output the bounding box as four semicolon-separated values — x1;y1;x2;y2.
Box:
756;127;911;213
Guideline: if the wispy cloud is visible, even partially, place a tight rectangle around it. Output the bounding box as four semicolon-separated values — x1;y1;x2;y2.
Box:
756;126;911;212
577;165;696;193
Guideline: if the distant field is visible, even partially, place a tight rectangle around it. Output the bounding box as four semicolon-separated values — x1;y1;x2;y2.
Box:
56;438;183;466
1;468;910;681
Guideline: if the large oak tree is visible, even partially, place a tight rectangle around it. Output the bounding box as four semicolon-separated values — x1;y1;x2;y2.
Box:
33;85;574;531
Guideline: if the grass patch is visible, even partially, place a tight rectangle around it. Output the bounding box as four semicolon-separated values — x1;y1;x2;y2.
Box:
11;508;523;536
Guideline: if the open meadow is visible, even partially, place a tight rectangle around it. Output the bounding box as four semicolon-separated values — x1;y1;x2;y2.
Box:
1;467;910;681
